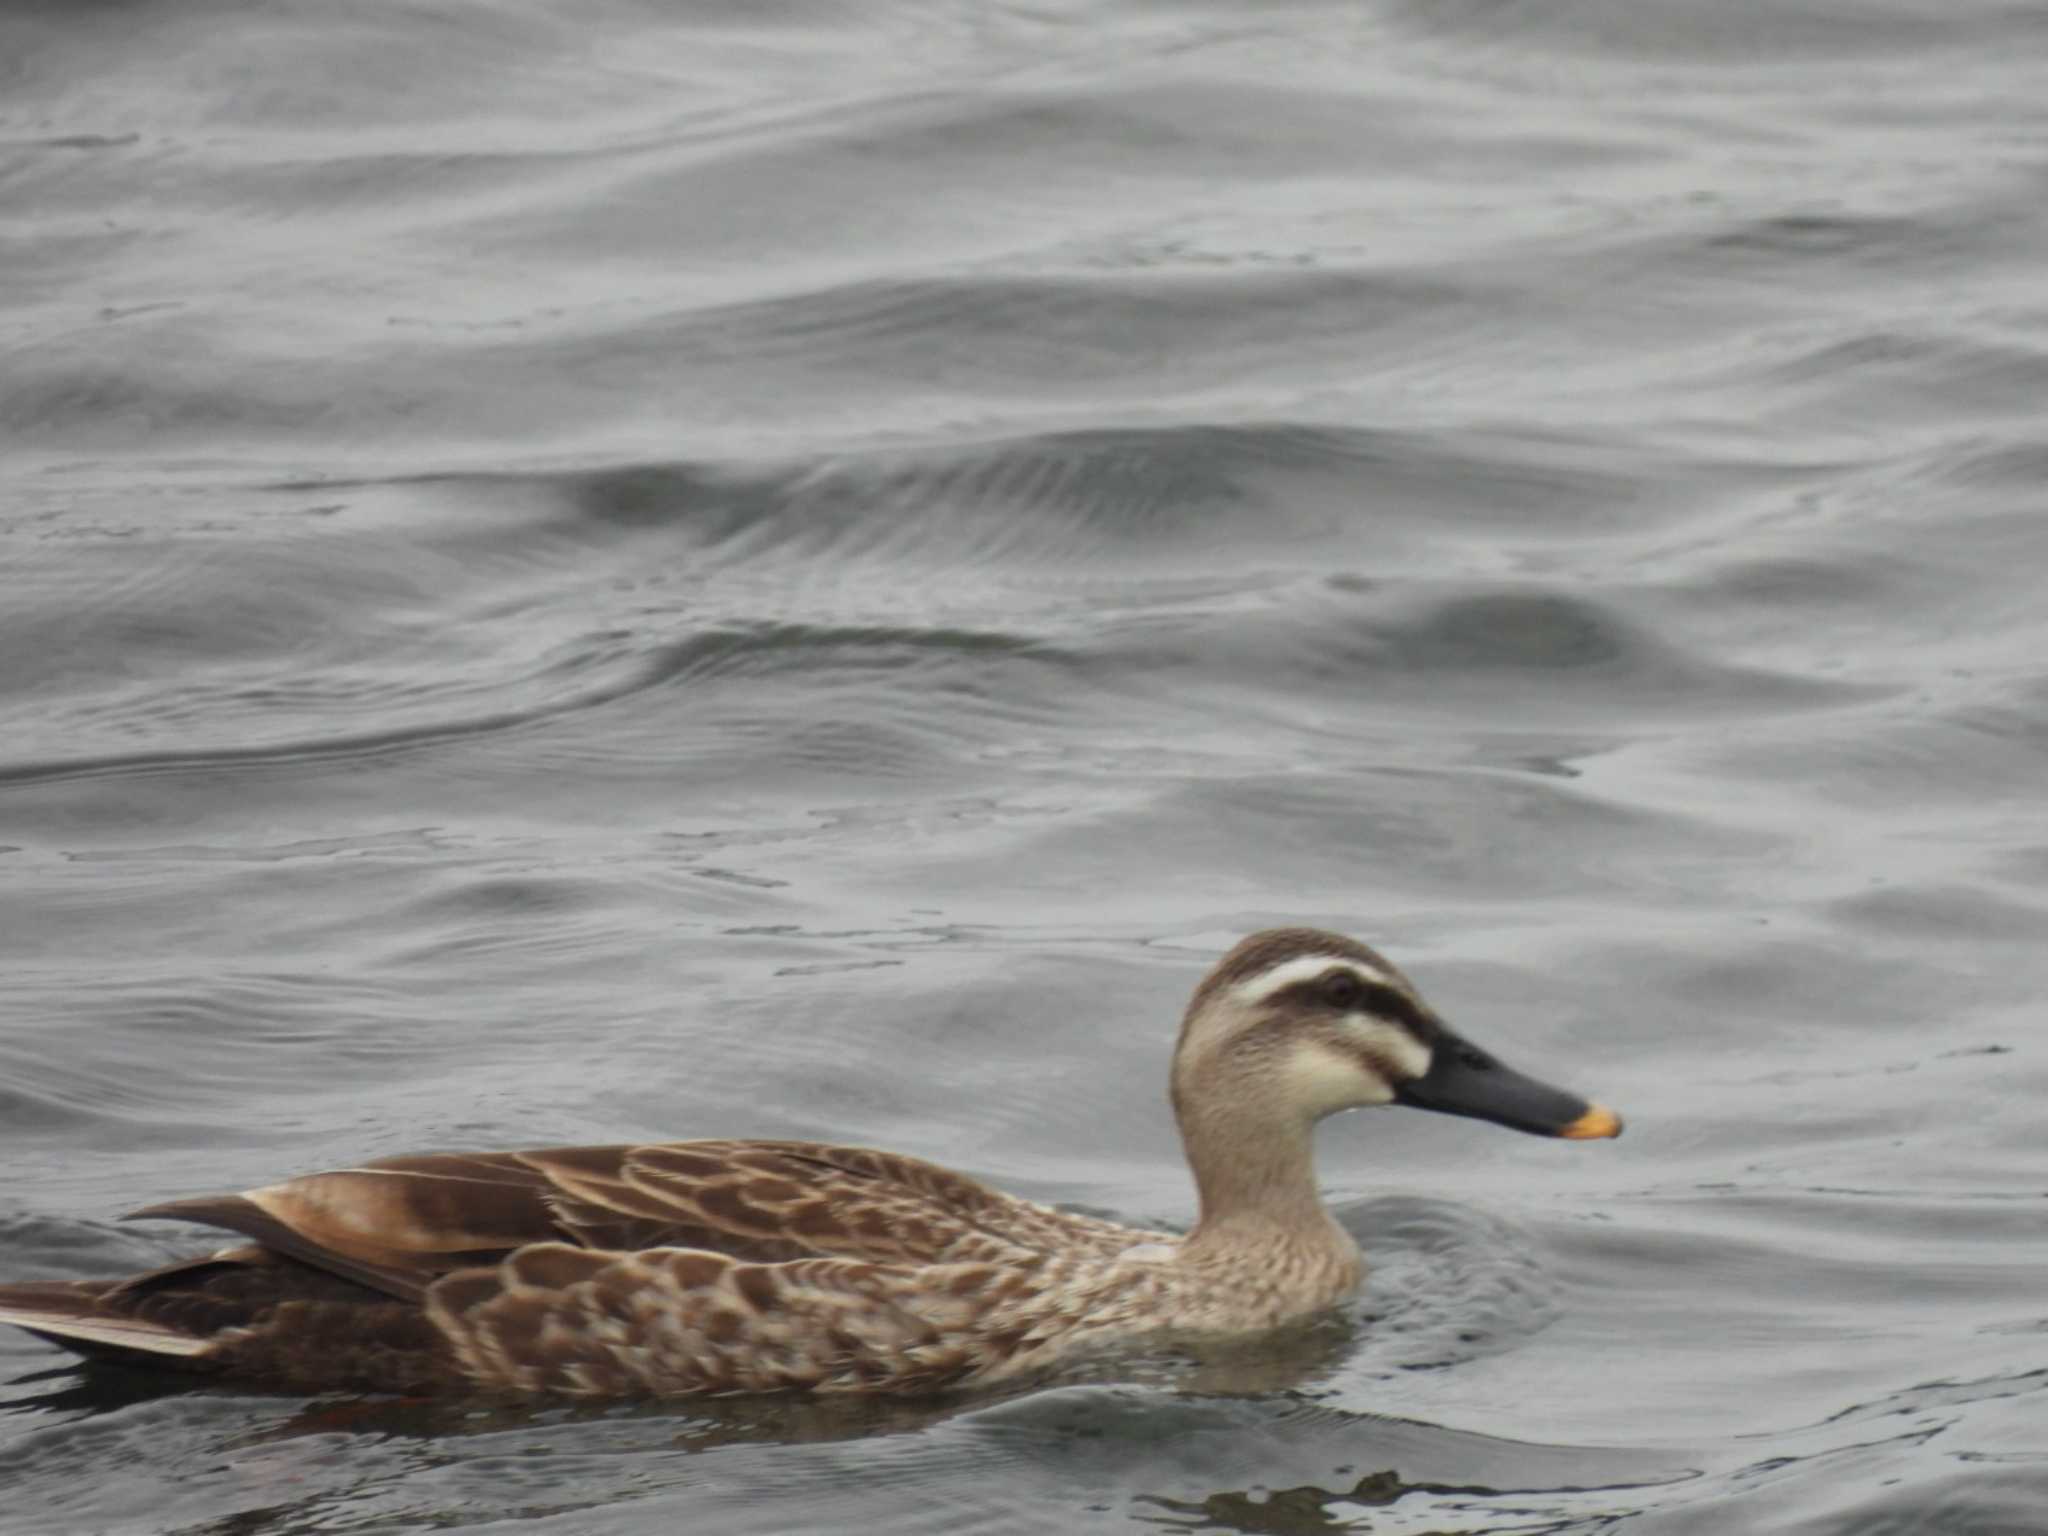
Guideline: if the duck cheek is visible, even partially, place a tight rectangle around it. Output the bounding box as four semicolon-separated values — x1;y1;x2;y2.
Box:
1278;1040;1396;1116
1345;1018;1434;1084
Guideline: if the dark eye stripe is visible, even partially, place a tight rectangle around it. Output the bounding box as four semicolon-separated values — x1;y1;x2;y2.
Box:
1351;980;1436;1037
1275;976;1436;1038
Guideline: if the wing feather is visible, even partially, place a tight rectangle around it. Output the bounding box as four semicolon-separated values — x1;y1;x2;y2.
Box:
425;1243;1033;1396
116;1138;1156;1335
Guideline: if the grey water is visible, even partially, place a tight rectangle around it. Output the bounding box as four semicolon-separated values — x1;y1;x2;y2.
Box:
4;1;2048;1531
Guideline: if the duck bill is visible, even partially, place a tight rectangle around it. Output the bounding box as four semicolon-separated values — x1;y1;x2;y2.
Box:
1395;1040;1622;1140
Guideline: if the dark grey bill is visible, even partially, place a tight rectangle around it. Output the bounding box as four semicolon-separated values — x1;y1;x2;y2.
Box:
1394;1038;1623;1140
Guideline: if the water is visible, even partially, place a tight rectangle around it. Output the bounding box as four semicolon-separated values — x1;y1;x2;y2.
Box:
4;0;2047;1530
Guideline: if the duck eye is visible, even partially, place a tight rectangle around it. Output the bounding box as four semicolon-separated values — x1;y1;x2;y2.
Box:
1321;971;1365;1010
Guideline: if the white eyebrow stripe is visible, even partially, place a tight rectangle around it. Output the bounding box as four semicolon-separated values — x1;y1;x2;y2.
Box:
1230;954;1394;1006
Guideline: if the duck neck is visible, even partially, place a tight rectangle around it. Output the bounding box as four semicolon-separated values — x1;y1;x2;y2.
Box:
1175;1096;1351;1264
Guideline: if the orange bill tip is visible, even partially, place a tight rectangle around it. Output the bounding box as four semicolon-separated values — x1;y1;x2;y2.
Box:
1560;1104;1624;1140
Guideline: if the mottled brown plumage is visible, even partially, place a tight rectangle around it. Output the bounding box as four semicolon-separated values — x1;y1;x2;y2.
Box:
0;928;1621;1397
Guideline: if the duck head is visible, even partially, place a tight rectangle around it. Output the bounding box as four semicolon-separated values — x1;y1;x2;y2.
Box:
1173;927;1622;1141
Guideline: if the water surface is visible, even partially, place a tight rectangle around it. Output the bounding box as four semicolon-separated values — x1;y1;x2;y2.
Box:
5;1;2048;1531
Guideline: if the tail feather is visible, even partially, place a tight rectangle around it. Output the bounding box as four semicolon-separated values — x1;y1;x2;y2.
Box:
0;1282;217;1364
1;1255;453;1389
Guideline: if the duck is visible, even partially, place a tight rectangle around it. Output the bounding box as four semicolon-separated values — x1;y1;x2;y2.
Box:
0;928;1620;1398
